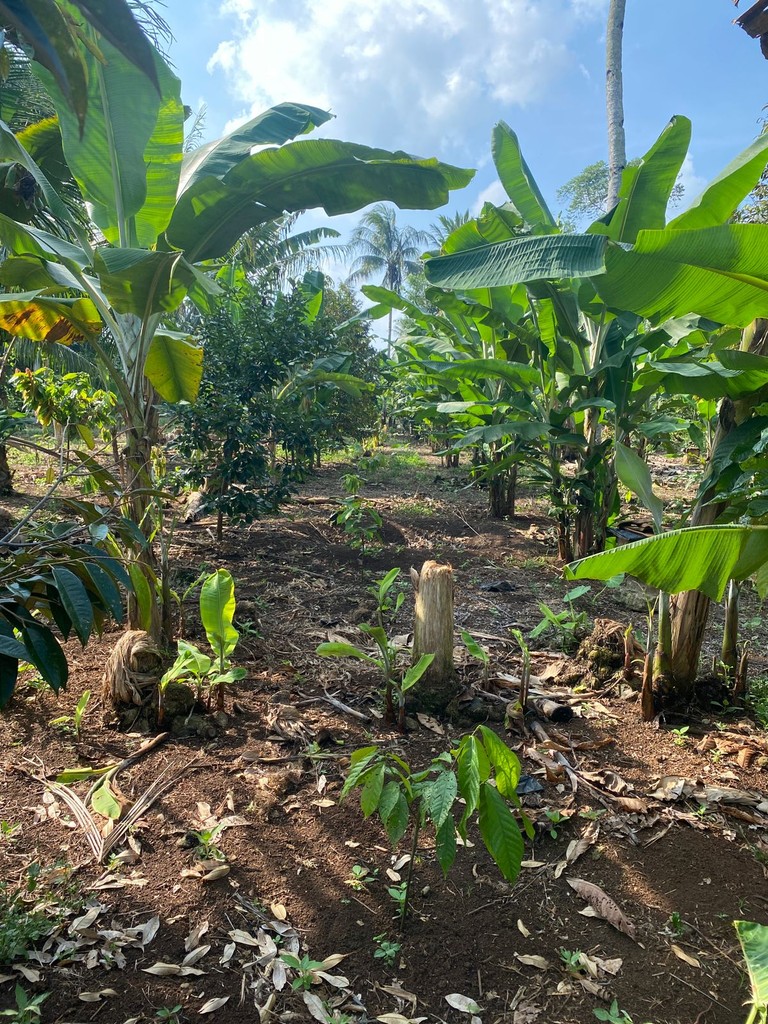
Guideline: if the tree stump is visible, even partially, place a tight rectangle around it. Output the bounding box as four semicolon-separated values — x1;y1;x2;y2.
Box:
411;561;458;713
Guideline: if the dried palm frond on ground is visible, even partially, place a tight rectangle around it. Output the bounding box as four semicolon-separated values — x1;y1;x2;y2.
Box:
101;630;163;707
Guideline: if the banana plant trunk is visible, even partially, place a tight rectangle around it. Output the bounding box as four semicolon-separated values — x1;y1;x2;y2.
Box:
668;319;768;693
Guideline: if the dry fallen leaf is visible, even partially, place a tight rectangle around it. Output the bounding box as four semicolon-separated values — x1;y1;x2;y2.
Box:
270;902;287;921
199;996;230;1014
302;991;328;1023
514;954;550;971
671;944;701;968
143;962;181;976
228;929;260;947
78;989;118;1002
517;919;531;938
185;920;210;952
201;865;230;882
566;877;637;940
445;993;482;1014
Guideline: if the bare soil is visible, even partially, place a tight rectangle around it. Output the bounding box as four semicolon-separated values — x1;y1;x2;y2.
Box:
1;442;768;1024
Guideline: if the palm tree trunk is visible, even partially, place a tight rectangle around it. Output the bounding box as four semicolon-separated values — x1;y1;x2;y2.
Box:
606;0;627;211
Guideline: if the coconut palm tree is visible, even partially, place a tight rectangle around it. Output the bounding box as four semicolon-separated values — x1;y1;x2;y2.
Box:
345;204;430;355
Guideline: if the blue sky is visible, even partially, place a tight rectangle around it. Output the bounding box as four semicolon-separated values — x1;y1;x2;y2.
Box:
162;0;768;257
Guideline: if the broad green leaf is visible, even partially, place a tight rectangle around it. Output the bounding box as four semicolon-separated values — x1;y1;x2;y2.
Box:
0;212;89;268
671;132;768;231
477;783;524;883
378;780;402;826
360;763;385;818
0;255;83;293
340;749;380;800
70;0;161;90
461;631;489;665
424;234;607;291
434;357;539;389
51;566;93;645
180;102;332;193
638;349;768;402
128;562;153;634
168;139;474;262
385;791;410;846
94;248;191;316
607;115;691;243
599;224;768;328
424;770;457;830
457;735;482;820
0;626;32;662
735;920;768;1012
56;764;115;784
144;331;203;404
91;777;121;820
566;525;768;602
491;121;556;230
402;653;435;692
19;619;68;692
435;813;457;876
477;726;521;801
39;37;183;247
614;443;663;532
84;563;124;622
0;121;82;238
200;569;238;662
0;291;101;344
377;567;400;603
316;642;376;663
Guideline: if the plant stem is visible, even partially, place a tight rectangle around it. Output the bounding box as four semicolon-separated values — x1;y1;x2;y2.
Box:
400;806;421;933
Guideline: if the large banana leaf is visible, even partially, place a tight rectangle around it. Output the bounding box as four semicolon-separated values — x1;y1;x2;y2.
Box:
0;290;100;342
670;132;768;231
94;248;204;316
606;115;690;244
735;921;768;1020
599;224;768;326
636;349;768;401
424;233;607;291
0;208;89;269
0;254;83;291
491;121;555;231
566;524;768;601
37;37;184;247
167;139;474;261
179;102;332;193
200;569;238;663
426;223;768;327
144;330;203;404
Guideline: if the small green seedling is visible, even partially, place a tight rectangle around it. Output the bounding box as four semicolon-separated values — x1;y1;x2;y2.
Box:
461;630;490;685
0;986;49;1024
373;933;401;967
188;823;226;861
279;953;348;992
386;882;408;917
331;475;383;552
159;569;247;720
543;808;571;840
559;947;585;972
346;864;377;891
530;585;590;651
670;725;689;747
0;820;20;841
50;689;91;739
341;725;531;928
665;911;687;937
317;568;434;730
155;1006;183;1024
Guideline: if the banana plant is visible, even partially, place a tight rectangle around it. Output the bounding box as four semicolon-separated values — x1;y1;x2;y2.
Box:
0;18;473;637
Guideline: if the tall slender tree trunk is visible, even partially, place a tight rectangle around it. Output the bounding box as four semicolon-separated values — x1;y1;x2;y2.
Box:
606;0;628;211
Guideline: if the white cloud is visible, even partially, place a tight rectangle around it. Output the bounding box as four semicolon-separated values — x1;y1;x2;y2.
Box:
676;152;708;205
205;0;609;163
473;180;508;214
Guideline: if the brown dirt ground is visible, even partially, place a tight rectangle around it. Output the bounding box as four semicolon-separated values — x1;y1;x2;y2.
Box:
1;442;768;1024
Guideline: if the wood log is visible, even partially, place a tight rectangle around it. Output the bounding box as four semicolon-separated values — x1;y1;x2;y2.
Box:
411;560;459;713
531;697;574;724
